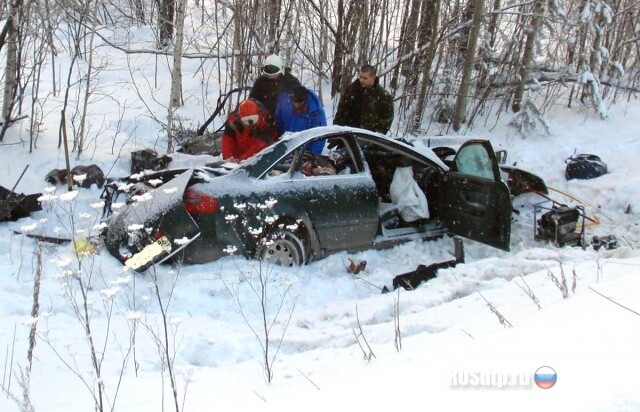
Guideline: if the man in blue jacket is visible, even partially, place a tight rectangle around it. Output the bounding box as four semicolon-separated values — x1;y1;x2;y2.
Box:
275;85;327;154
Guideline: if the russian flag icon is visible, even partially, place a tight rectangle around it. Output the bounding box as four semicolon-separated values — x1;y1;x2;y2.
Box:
534;366;557;389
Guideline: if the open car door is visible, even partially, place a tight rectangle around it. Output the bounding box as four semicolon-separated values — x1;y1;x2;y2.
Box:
443;140;511;251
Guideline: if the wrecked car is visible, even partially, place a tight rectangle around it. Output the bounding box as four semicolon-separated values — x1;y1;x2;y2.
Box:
102;126;546;271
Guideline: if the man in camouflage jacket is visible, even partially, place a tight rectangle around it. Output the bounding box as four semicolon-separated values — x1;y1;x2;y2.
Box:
333;65;394;134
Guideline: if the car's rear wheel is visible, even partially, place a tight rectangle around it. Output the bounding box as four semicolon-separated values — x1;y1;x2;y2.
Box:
260;231;306;267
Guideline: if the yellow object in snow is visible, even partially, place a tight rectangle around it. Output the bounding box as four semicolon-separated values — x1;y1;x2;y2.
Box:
74;236;96;256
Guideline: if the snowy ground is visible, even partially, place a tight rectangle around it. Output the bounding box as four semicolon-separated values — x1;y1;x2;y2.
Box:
1;37;640;411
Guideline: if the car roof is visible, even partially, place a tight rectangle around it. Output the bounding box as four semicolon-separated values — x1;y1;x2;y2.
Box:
410;134;487;146
242;125;450;170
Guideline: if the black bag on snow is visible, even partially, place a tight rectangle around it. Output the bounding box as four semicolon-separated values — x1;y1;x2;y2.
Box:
565;154;607;180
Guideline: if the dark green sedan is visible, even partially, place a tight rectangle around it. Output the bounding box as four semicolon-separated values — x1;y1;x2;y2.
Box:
104;127;541;271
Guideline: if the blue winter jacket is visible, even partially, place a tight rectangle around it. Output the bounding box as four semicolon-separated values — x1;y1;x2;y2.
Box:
275;89;327;154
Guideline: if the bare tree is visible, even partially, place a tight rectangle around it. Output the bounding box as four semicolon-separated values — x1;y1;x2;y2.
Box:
76;0;101;157
390;0;421;90
512;0;546;113
158;0;175;49
166;0;187;154
330;0;364;97
411;0;440;131
452;0;484;131
220;198;300;383
0;0;26;142
3;0;640;152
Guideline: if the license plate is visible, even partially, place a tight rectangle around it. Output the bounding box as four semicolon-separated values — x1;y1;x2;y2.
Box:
125;236;172;271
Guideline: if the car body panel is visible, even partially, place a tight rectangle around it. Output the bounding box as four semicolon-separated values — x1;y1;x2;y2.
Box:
103;169;201;269
499;164;548;196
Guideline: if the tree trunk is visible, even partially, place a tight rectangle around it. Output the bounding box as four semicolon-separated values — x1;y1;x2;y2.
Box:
486;0;501;49
401;0;421;79
412;0;440;131
512;0;545;113
158;0;174;49
331;0;345;96
133;0;145;23
266;0;281;48
341;4;360;92
390;0;414;89
452;0;484;131
166;0;186;154
455;1;476;68
77;0;101;157
1;0;21;134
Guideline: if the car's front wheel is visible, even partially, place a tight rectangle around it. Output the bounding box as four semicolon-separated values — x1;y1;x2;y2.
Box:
260;231;306;267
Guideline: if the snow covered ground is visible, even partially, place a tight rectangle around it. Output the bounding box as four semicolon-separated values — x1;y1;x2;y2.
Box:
1;34;640;411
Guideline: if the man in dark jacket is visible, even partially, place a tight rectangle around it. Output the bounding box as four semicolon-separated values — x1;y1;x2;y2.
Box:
275;85;327;154
333;65;394;134
249;54;301;120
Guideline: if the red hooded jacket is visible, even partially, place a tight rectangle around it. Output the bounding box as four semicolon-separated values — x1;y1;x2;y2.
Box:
221;99;277;161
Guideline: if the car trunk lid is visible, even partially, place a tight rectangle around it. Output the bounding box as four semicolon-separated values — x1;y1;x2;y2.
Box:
117;168;201;271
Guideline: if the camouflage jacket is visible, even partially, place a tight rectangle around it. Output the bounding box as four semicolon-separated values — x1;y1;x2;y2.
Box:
333;78;394;134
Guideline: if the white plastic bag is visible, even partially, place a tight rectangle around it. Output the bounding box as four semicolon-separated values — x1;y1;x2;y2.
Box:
389;166;430;222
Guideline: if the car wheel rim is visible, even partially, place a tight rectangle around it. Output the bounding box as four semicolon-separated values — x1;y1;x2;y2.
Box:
262;236;303;267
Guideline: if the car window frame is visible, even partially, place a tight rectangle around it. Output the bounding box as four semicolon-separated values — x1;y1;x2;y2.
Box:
260;134;364;180
353;133;444;173
453;143;501;181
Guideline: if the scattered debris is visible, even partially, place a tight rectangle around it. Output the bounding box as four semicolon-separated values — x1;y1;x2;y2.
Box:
534;204;585;247
383;237;465;292
1;186;42;222
500;165;548;196
565;154;607;180
131;149;172;173
12;231;71;244
389;259;458;291
45;164;106;188
591;235;619;251
1;165;41;222
176;132;222;156
346;258;367;274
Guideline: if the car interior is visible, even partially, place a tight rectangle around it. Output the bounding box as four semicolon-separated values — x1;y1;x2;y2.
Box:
262;134;446;239
264;135;359;178
356;139;445;237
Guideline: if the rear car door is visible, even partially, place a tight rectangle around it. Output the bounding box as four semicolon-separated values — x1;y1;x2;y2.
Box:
443;140;511;250
295;136;379;252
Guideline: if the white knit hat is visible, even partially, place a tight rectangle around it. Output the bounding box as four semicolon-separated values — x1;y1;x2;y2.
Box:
262;54;284;77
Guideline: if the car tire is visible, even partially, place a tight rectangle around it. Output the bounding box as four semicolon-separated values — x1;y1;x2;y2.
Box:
260;231;306;267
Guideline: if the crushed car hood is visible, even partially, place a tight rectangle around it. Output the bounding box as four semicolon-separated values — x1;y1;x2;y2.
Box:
104;168;201;271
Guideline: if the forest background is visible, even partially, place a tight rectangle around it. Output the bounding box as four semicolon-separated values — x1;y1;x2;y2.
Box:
1;0;639;152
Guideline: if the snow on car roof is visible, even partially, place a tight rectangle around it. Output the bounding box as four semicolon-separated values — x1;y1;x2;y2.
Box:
252;125;450;170
410;135;488;147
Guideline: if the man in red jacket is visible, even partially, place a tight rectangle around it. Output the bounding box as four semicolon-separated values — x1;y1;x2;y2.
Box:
221;98;277;162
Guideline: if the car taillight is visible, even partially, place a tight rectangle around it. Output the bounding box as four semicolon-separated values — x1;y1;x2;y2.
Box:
184;187;219;214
